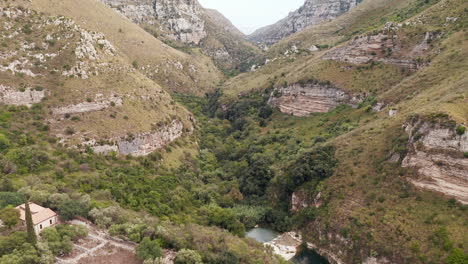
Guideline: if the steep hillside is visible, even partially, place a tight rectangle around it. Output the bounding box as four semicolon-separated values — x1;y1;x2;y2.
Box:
0;2;285;264
100;0;262;72
22;0;224;95
214;0;468;262
249;0;360;44
0;4;197;156
0;0;466;263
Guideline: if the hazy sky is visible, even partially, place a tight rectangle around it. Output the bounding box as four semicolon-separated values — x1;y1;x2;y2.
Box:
198;0;305;34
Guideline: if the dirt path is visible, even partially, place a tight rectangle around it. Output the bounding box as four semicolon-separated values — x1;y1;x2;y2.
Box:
55;220;139;264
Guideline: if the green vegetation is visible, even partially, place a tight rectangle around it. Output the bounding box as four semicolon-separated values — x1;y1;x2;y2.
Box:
137;237;163;261
41;224;88;255
456;125;465;135
174;249;203;264
0;0;466;263
0;207;19;228
25;202;37;246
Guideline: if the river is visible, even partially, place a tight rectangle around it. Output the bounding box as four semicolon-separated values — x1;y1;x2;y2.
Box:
246;227;329;264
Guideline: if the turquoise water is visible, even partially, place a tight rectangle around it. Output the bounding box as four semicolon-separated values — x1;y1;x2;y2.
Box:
245;227;280;243
291;247;330;264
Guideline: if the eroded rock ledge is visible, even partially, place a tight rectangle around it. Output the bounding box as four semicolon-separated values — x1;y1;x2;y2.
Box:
101;0;207;45
52;95;123;116
89;120;185;156
402;116;468;204
0;85;45;107
323;32;439;69
268;83;363;116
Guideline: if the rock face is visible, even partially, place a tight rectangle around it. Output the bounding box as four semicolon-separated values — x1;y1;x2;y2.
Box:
402;119;468;204
323;31;440;69
268;83;362;116
90;120;185;156
249;0;359;44
52;96;123;116
0;85;45;107
102;0;206;44
0;6;192;157
100;0;260;71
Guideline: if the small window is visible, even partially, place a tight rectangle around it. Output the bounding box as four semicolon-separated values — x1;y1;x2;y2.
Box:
50;219;53;224
40;224;43;229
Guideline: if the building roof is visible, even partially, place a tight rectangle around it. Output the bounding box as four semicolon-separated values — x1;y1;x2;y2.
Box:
16;202;57;225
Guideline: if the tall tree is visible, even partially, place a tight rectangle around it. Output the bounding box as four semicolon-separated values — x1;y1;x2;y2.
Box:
25;202;37;246
0;207;20;228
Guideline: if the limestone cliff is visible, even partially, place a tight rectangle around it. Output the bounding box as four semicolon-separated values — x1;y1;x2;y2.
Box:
323;31;440;69
249;0;360;44
100;0;261;71
0;6;192;156
101;0;206;44
268;83;363;116
401;116;468;204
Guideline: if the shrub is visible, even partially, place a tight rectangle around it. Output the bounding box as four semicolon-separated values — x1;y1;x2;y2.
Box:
0;134;11;151
0;192;25;208
446;248;468;264
22;24;33;34
430;227;453;251
174;249;203;264
57;200;89;220
0;207;20;228
456;126;465;135
464;152;468;158
89;206;127;228
65;127;75;135
6;147;49;174
281;145;337;193
137;237;163;260
41;228;73;255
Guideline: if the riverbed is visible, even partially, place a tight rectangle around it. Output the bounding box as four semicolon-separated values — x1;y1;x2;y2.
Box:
246;227;329;264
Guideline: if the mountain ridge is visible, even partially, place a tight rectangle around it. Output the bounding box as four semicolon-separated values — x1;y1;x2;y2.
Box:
248;0;360;44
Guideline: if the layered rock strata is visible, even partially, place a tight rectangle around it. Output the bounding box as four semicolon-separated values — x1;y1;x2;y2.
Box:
102;0;207;44
249;0;359;44
402;120;468;204
90;120;185;156
268;83;362;116
0;85;45;107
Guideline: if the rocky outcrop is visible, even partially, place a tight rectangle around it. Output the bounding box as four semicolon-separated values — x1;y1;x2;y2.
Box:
402;118;468;204
90;120;185;156
249;0;359;44
102;0;207;44
268;83;362;116
100;0;260;71
52;96;123;116
323;34;399;64
0;85;45;107
265;232;302;260
265;231;346;264
323;31;440;69
292;190;323;211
